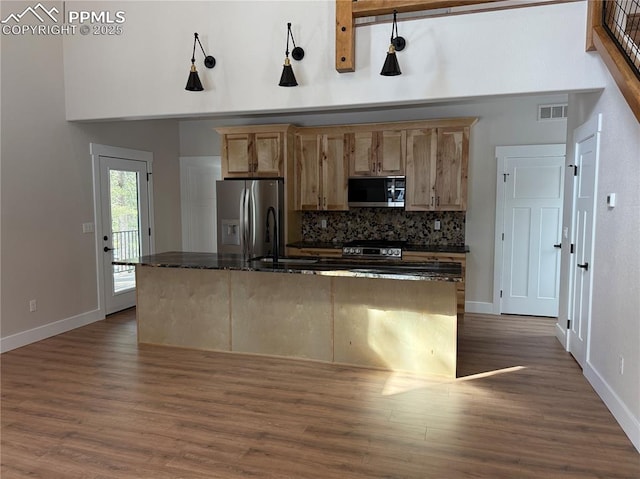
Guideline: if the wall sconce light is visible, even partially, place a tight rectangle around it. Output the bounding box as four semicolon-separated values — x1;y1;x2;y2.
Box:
186;32;216;91
380;10;405;76
279;22;305;87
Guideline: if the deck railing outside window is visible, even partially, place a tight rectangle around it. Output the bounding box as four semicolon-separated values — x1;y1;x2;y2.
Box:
112;229;139;273
603;0;640;80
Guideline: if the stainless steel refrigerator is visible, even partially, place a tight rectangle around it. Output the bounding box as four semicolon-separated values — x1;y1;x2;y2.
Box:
216;178;284;258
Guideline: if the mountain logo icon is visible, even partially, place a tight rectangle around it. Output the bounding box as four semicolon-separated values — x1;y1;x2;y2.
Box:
1;3;59;24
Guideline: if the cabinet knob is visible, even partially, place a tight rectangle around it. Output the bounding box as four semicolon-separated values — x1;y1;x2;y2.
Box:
378;162;381;173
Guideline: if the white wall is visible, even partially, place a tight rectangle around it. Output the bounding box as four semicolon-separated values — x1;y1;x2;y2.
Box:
1;1;181;347
63;1;607;121
564;84;640;451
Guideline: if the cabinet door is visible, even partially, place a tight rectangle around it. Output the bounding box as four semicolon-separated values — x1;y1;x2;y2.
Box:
349;131;376;176
223;133;253;177
377;130;405;175
405;129;437;211
435;127;468;210
254;132;283;177
322;133;349;211
295;134;321;210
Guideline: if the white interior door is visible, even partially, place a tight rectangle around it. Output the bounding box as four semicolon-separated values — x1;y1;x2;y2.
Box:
95;149;153;315
568;116;601;368
180;156;221;252
496;145;565;317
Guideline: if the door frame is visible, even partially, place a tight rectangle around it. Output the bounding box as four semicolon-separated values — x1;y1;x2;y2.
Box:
91;143;155;318
493;144;566;315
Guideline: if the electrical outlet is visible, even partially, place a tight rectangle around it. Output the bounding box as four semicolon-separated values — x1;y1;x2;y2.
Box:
434;220;441;231
618;355;624;375
29;299;37;312
321;219;327;229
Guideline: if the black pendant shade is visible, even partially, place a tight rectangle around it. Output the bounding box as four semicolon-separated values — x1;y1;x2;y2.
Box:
279;58;298;87
185;32;215;92
279;22;304;87
380;10;405;77
186;64;204;91
380;45;401;76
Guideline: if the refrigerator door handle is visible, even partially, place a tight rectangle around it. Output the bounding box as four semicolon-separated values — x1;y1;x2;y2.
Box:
245;184;251;257
240;188;247;256
250;182;257;254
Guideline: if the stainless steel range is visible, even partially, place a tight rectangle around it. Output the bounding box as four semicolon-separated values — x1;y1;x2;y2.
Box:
342;240;406;259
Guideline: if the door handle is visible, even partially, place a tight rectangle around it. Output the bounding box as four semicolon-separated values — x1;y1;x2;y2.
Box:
577;262;589;271
553;243;562;249
104;246;115;252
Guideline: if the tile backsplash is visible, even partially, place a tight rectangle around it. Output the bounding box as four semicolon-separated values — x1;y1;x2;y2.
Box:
301;209;465;245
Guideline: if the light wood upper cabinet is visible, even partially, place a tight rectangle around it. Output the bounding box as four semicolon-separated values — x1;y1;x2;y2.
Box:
322;133;349;210
406;128;437;211
378;130;405;175
219;127;286;178
295;133;322;210
350;131;375;176
406;125;470;211
224;133;253;176
295;132;348;211
435;127;468;210
254;132;284;177
348;129;406;177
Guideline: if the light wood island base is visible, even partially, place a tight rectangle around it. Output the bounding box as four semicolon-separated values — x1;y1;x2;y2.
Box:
136;266;457;377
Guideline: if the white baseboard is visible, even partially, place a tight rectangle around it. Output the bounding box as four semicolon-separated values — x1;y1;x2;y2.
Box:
1;309;104;353
584;361;640;453
555;322;568;350
465;301;494;314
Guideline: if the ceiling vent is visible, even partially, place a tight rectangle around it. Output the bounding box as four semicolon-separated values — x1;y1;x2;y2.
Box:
538;104;568;121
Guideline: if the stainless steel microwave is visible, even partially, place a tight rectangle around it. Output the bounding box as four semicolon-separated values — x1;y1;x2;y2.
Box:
348;177;405;208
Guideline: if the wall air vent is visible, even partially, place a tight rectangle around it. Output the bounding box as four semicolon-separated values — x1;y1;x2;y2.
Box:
538;103;568;121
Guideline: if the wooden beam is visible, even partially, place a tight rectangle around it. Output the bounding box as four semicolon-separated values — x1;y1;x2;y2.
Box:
336;0;355;72
351;0;499;17
585;0;602;52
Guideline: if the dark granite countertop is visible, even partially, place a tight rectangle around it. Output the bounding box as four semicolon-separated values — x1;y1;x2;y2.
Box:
115;251;463;282
287;241;469;254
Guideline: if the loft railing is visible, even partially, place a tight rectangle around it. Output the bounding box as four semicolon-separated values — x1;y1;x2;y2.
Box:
603;0;640;80
588;0;640;122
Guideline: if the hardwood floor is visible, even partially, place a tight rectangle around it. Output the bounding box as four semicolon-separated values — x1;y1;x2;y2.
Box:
2;309;638;478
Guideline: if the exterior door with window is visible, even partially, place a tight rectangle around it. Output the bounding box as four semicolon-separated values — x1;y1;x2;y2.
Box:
98;155;151;315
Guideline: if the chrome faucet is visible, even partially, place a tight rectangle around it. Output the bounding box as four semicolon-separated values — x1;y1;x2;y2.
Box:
265;206;279;263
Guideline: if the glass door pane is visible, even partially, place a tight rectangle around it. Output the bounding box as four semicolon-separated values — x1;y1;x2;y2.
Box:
110;169;140;293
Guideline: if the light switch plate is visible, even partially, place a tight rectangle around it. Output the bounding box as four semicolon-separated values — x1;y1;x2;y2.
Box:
434;220;441;231
82;222;95;233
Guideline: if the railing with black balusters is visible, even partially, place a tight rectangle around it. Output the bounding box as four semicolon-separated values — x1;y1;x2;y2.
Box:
112;229;139;274
603;0;640;80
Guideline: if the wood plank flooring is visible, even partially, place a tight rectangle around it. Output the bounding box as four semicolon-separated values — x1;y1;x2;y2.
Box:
2;309;638;478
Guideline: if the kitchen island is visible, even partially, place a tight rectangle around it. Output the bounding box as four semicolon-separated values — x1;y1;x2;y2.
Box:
119;252;461;378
